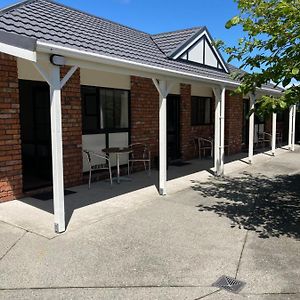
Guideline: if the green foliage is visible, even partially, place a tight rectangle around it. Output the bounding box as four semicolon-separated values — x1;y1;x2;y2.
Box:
224;0;300;114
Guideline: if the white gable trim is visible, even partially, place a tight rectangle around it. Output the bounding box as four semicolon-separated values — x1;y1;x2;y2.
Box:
172;29;228;73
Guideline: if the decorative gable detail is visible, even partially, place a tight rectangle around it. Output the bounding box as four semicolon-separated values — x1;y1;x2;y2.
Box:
170;28;229;73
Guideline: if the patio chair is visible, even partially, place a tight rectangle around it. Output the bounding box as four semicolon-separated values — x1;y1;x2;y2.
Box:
257;132;272;149
193;137;229;159
128;143;151;175
193;137;213;159
83;149;112;188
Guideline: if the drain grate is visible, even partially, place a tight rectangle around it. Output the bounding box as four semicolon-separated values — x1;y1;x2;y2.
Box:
212;275;246;294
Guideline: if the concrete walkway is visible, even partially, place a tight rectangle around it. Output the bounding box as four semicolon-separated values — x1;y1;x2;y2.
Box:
0;146;299;299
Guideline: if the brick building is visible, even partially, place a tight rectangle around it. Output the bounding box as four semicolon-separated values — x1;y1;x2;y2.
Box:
0;0;293;232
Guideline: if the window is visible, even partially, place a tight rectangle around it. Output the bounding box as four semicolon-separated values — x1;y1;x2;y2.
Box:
82;86;129;134
191;96;212;125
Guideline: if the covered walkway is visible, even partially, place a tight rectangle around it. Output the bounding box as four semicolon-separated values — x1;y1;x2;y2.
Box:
0;146;294;239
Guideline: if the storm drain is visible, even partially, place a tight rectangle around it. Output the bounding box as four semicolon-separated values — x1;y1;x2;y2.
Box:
212;275;246;294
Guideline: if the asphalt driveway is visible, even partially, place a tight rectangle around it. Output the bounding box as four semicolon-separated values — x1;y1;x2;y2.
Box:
0;148;299;299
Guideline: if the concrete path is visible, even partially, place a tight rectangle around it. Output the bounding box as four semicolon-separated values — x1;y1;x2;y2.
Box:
0;147;299;299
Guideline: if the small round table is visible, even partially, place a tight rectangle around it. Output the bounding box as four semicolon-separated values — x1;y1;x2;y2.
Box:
102;147;132;184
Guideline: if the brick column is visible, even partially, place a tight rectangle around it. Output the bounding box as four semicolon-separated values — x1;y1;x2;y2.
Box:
0;53;22;202
225;91;243;154
180;84;215;160
180;84;193;160
130;76;159;159
61;67;83;187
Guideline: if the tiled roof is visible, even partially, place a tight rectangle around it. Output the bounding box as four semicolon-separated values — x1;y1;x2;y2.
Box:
0;0;281;92
151;27;203;56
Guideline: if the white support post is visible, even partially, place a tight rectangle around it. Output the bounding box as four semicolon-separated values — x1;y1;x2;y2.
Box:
292;105;297;151
50;65;65;233
34;60;78;233
271;112;277;155
152;79;174;196
212;86;225;176
248;94;255;164
288;106;292;149
220;87;226;175
213;88;220;174
288;105;296;151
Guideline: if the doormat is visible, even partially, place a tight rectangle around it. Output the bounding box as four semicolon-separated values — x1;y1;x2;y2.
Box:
31;190;76;201
170;160;191;167
212;275;246;294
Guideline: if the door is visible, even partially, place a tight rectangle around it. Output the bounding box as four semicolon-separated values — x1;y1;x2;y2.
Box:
19;80;52;191
167;95;181;161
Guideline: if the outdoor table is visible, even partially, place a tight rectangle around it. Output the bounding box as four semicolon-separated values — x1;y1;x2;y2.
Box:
102;147;132;184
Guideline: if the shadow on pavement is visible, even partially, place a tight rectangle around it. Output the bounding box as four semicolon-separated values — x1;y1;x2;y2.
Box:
191;172;300;239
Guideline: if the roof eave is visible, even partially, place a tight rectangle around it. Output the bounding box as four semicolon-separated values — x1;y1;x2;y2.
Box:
0;31;37;61
36;40;282;95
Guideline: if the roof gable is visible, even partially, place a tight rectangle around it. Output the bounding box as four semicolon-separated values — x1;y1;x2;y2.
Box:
151;27;202;56
170;28;229;73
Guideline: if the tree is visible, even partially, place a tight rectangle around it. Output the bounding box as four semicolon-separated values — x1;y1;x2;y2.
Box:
222;0;300;115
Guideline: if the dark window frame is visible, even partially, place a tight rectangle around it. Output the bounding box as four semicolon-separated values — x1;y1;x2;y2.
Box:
81;85;131;135
191;96;213;126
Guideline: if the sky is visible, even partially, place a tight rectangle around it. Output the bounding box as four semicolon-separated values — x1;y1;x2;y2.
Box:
1;0;244;63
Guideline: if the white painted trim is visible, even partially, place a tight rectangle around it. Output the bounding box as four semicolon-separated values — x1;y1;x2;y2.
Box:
36;41;281;95
152;79;162;96
172;30;229;73
248;94;255;163
158;80;167;195
33;62;51;85
0;42;36;62
152;79;175;196
60;65;78;89
288;105;293;149
292;105;296;151
173;31;206;59
49;66;65;233
220;87;226;175
212;87;221;174
272;112;277;155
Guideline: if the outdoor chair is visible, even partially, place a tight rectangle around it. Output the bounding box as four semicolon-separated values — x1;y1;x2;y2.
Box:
128;143;151;175
257;132;272;149
83;149;112;188
193;137;213;159
193;137;230;159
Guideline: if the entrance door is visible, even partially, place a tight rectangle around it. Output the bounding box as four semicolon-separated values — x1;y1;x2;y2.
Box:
167;95;181;161
19;80;52;191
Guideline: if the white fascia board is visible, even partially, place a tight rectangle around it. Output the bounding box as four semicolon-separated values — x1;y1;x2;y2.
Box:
36;41;281;96
173;30;206;59
172;29;229;73
0;41;36;62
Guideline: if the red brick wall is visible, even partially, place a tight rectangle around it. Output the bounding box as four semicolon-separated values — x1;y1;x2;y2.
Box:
180;84;214;160
0;53;22;202
61;67;83;187
225;91;243;154
130;76;159;159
